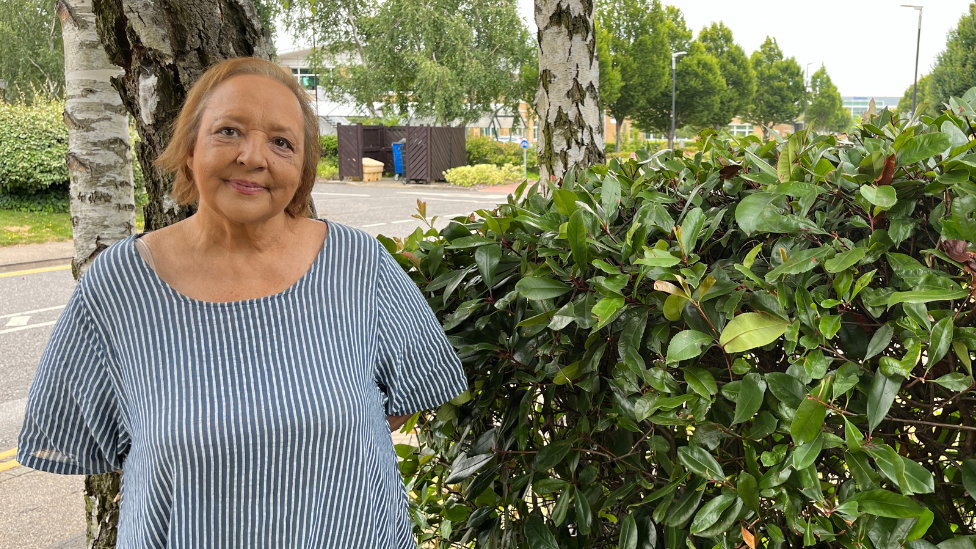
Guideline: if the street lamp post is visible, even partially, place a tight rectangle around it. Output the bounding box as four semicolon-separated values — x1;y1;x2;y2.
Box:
902;4;923;114
804;62;813;130
670;51;686;150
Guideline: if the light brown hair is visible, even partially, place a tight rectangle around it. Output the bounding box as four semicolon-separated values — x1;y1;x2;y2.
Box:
154;57;320;218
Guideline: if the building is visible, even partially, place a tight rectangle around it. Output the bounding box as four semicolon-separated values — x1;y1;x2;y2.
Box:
842;96;902;119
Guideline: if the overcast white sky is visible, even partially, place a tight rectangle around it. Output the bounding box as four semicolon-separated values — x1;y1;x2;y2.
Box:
277;1;974;99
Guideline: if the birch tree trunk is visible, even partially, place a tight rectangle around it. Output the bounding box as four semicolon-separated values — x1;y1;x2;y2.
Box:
90;0;274;230
534;0;605;184
58;0;135;280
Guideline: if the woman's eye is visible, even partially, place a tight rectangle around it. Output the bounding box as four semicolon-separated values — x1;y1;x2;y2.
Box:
219;128;238;137
274;138;292;150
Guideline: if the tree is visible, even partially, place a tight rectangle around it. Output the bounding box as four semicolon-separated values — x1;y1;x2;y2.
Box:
805;65;851;133
90;0;274;231
57;0;136;280
534;0;605;182
662;4;691;53
928;4;976;118
745;36;804;139
897;73;934;117
286;0;533;126
0;0;64;102
698;21;755;129
634;40;725;144
596;0;669;152
595;21;621;122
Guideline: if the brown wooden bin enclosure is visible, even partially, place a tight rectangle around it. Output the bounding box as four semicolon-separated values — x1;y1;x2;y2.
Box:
337;123;466;184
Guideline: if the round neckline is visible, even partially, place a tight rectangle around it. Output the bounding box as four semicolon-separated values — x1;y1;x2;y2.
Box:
131;218;333;307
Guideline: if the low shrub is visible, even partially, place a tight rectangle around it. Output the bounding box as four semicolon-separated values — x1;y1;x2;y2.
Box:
0;184;69;213
385;94;976;548
443;163;523;187
317;157;339;180
320;134;338;159
466;136;538;171
0;99;68;194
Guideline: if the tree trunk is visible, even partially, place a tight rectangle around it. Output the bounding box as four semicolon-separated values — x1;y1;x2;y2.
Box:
615;118;622;153
58;0;135;280
534;0;604;184
56;1;134;546
90;0;274;231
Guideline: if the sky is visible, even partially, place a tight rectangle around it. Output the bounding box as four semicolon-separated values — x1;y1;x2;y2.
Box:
276;0;975;99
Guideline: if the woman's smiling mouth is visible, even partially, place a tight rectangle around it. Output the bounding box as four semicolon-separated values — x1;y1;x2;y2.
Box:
227;179;265;195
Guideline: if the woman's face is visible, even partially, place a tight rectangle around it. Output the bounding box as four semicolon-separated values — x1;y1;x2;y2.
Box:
188;74;305;225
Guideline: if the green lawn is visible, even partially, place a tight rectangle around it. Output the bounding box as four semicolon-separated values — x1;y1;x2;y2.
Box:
0;208;145;247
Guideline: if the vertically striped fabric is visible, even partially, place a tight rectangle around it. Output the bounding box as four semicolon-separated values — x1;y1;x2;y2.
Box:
18;220;467;548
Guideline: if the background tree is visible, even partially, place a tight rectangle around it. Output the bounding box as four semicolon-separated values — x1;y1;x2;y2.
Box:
595;20;621;136
634;40;725;144
287;0;533;126
698;21;755;129
744;36;804;139
805;65;850;133
596;0;669;152
534;0;605;182
897;73;934;117
662;4;691;52
58;0;135;280
0;0;64;102
928;4;976;118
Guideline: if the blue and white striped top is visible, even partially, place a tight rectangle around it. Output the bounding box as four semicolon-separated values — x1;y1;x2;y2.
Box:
18;221;467;548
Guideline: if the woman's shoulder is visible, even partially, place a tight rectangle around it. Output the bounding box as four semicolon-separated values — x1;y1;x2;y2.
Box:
322;219;387;258
80;234;146;299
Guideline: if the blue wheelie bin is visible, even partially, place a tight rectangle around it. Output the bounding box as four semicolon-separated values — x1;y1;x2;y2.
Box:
392;140;405;183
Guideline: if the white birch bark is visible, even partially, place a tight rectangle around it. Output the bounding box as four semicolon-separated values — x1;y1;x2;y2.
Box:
58;0;135;279
535;0;605;184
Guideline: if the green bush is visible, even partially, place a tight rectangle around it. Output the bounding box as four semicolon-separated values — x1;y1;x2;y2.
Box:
0;99;68;194
0;184;69;213
320;134;338;159
316;157;339;180
466;136;538;171
384;96;976;548
443;163;523;187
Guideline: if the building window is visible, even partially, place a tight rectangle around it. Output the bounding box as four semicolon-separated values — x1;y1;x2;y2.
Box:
291;67;318;90
728;124;753;137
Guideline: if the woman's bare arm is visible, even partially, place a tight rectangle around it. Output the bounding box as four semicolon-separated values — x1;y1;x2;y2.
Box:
387;414;412;432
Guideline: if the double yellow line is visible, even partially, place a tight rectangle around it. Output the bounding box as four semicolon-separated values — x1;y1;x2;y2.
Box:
0;265;71;279
0;448;19;472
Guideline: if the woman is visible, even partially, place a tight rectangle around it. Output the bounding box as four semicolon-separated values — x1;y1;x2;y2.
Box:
18;57;467;548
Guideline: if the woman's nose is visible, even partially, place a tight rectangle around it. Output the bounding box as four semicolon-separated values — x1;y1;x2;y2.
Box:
236;132;268;169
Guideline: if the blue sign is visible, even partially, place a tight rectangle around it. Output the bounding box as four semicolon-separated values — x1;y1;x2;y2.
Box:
520;138;529;149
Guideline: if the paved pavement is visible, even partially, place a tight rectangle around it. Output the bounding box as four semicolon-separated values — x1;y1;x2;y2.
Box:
0;180;516;547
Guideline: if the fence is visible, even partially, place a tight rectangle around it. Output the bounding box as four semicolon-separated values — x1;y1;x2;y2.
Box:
337;124;466;184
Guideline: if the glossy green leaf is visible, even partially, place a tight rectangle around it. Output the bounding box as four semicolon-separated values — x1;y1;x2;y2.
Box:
887;289;970;308
860;185;898;209
868;371;902;432
532;440;573;472
525;515;559;549
824;247;866;273
896;132;952;166
766;372;806;409
515;277;572;300
677;445;726;481
666;330;713;363
720;313;790;353
848;489;925;518
929;317;954;366
618;513;638;549
791;398;827;444
732;373;766;424
474;244;501;287
932;373;973;391
792;432;823;470
684;367;717;397
737;472;760;514
689;494;735;535
865;324;894;360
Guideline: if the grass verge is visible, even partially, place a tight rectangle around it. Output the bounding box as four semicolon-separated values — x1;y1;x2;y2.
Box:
0;207;145;247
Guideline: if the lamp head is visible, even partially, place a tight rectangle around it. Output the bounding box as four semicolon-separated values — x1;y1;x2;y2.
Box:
672;51;687;59
900;4;922;10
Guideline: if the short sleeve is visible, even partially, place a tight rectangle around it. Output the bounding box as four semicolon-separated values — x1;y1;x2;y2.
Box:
375;249;467;416
17;283;128;475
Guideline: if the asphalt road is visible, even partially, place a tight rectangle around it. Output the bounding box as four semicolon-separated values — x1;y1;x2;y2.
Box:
0;181;509;548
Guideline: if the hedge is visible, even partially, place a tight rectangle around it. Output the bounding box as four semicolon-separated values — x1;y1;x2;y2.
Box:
383;90;976;548
0;99;69;194
467;136;539;171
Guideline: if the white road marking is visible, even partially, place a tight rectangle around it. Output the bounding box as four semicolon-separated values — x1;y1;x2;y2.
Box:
4;316;29;328
404;197;493;204
312;192;372;197
397;191;509;200
390;220;416;224
362;223;387;228
0;321;57;335
0;304;66;319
